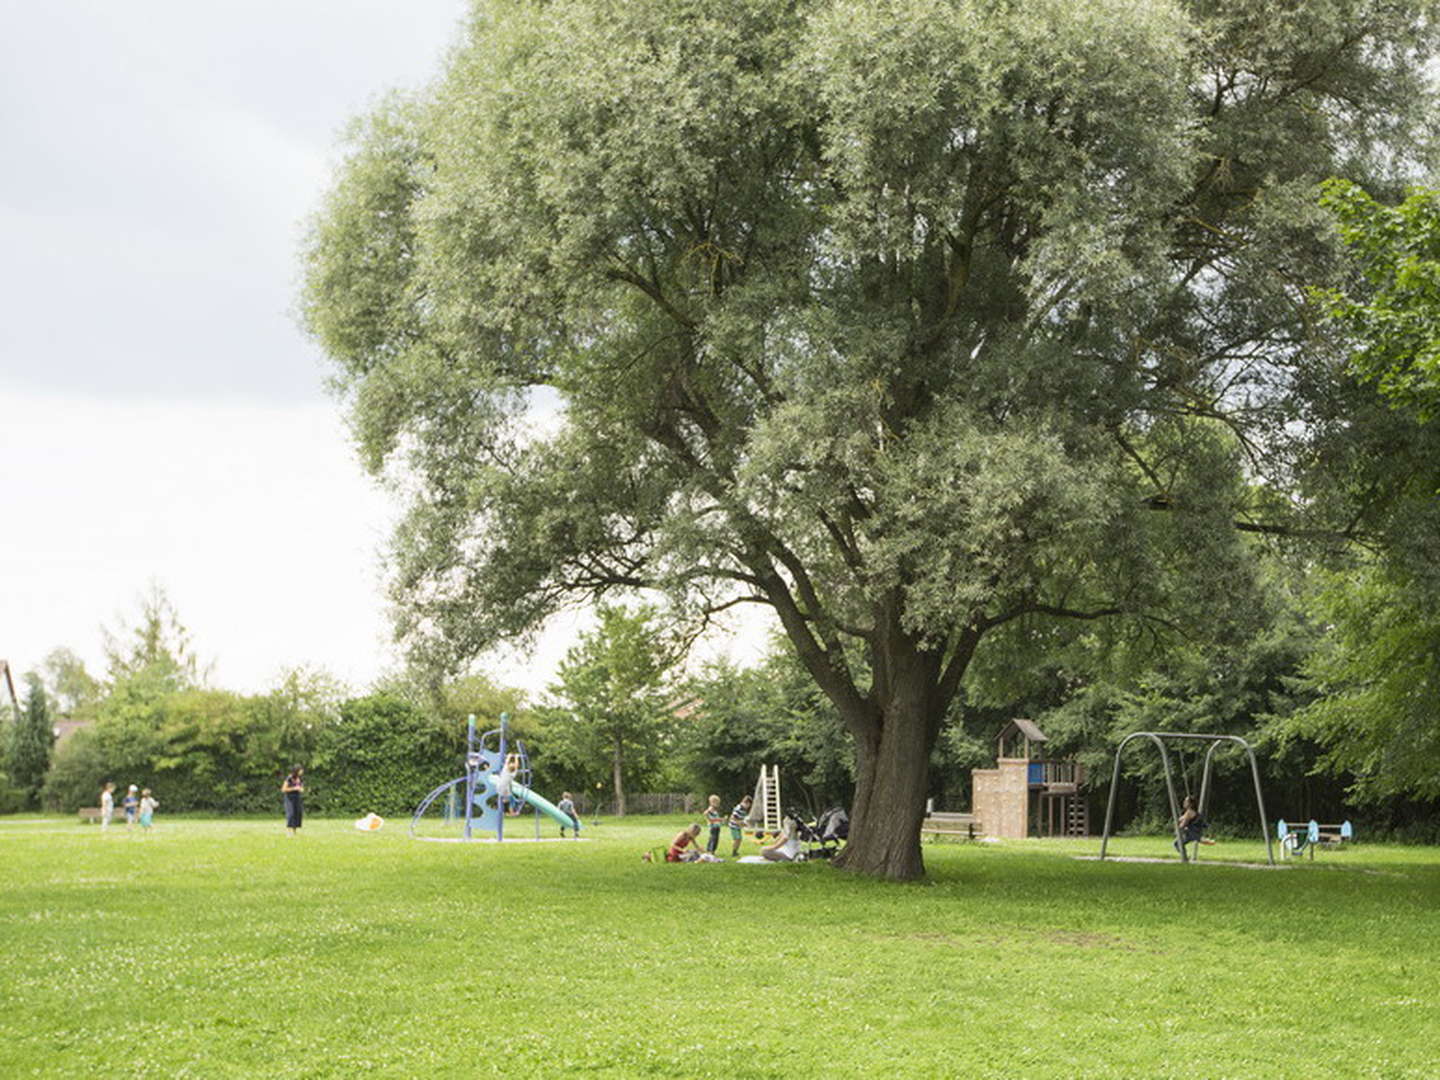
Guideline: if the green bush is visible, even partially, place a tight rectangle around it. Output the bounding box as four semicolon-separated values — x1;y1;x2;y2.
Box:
308;694;465;817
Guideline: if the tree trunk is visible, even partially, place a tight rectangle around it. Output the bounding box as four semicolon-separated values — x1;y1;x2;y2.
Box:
832;692;935;880
831;639;945;881
612;736;626;817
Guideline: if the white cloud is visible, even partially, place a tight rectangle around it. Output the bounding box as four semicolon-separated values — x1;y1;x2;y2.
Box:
0;388;398;693
0;1;775;706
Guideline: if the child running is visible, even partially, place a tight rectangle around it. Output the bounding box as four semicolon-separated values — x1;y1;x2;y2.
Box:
728;795;752;857
704;794;724;854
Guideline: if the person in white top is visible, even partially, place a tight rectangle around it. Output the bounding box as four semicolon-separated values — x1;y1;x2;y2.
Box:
100;782;116;832
760;817;802;862
493;753;520;807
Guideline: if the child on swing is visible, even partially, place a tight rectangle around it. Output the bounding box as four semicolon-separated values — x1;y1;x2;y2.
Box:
1174;795;1214;852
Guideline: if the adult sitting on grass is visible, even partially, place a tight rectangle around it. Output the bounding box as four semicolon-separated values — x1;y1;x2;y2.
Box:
760;818;801;862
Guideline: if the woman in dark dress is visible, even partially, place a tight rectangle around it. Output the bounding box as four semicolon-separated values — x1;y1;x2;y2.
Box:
282;766;305;835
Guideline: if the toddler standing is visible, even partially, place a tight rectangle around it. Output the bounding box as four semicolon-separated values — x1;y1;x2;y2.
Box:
704;794;724;854
556;791;579;837
728;795;753;857
138;789;159;835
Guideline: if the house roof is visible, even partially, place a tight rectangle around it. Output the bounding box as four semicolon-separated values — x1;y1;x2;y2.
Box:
998;717;1048;743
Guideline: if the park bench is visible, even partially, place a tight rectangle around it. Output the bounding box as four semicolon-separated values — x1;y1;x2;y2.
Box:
920;810;984;841
78;808;130;824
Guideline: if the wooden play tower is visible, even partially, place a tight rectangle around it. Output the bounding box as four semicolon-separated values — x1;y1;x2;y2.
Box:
971;719;1088;838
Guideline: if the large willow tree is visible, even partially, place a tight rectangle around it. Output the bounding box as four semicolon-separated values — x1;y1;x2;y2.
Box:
304;0;1437;879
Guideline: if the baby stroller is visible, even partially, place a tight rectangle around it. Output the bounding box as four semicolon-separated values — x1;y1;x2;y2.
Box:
789;806;849;859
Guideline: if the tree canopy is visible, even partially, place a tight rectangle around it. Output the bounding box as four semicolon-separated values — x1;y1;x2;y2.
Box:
304;0;1440;878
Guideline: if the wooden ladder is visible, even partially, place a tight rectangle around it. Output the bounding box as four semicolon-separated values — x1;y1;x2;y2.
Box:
1066;795;1089;838
761;765;781;833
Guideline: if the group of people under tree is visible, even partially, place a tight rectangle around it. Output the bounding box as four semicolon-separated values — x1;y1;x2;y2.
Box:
663;793;801;864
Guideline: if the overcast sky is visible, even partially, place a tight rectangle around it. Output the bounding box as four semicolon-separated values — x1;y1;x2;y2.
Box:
0;0;540;698
0;1;769;703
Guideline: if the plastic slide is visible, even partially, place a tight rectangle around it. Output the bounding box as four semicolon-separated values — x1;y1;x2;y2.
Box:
512;783;582;834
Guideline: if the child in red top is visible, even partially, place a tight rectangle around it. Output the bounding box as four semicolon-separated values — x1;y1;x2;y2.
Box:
666;823;704;862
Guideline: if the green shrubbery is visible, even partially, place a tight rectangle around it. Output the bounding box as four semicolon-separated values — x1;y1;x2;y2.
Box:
307;694;465;816
41;688;473;818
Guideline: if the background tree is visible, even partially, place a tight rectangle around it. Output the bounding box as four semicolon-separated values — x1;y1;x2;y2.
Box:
39;647;102;719
541;606;676;816
1266;182;1440;801
682;646;854;814
304;0;1439;878
8;673;54;808
102;582;206;692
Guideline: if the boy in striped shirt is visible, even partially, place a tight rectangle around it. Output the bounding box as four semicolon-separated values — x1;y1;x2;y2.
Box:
728;795;752;857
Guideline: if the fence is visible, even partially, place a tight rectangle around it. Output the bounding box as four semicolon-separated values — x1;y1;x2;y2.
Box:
580;792;700;817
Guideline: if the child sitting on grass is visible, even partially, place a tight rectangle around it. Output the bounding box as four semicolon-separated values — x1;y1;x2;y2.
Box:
666;823;706;862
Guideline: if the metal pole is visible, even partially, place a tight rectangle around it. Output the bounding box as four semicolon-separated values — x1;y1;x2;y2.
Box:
1156;737;1185;863
497;712;509;843
1244;741;1275;865
464;714;477;840
1099;734;1133;859
1194;739;1223;864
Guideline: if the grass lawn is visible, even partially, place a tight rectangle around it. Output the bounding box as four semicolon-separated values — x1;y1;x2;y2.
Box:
1;813;1436;1079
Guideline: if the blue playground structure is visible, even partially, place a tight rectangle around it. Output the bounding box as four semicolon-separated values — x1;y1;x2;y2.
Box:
409;712;580;841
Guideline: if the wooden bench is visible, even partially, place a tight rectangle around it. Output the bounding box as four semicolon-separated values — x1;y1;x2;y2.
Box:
921;811;984;841
78;808;128;824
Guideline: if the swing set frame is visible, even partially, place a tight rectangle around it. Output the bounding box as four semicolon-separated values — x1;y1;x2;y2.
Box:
1098;732;1275;866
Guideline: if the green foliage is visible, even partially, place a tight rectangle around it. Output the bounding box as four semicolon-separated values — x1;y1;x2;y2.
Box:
101;582;205;691
7;674;54;808
303;0;1440;875
681;646;854;812
1278;563;1440;801
1319;180;1440;419
540;606;678;812
1288;179;1440;802
39;647;101;716
309;693;465;817
42;667;344;815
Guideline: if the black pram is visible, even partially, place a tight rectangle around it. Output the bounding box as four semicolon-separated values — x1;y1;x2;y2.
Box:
789;806;849;859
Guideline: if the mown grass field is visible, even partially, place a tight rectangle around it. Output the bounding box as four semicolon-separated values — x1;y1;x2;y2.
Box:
1;813;1435;1078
